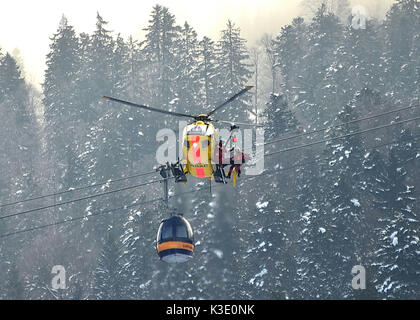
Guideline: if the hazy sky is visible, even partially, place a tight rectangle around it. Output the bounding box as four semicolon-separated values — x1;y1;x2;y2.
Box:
0;0;395;88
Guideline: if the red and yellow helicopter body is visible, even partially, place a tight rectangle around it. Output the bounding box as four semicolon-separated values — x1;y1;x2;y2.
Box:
182;120;218;179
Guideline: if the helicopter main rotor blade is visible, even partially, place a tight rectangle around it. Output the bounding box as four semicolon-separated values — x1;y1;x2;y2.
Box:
102;96;197;119
207;86;254;117
214;119;265;127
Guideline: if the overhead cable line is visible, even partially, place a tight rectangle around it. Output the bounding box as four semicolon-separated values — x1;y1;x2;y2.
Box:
0;197;164;239
2;116;419;222
2;135;419;239
0;177;166;221
0;170;157;209
247;135;420;184
0;179;208;239
264;116;420;157
262;103;418;147
2;103;417;209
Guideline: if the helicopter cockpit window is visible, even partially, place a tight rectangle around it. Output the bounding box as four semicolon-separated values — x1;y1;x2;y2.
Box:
187;127;205;136
175;220;188;238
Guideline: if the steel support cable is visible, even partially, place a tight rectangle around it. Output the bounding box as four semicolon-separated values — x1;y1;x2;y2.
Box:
0;177;166;221
3;104;417;209
261;102;418;147
1;135;419;239
263;116;420;158
2;116;419;223
0;170;157;209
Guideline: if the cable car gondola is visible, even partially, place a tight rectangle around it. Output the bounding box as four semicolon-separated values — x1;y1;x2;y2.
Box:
156;215;194;263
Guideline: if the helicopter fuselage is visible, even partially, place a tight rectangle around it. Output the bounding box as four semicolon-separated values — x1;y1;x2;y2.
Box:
181;121;219;179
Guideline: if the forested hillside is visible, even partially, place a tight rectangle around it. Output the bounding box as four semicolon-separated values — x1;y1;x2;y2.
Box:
0;0;419;299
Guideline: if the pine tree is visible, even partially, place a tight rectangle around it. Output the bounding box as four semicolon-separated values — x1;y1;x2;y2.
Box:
300;4;343;127
112;34;131;96
76;15;133;242
93;233;123;299
215;20;253;122
301;0;351;23
293;154;326;298
1;53;30;123
373;129;419;299
74;32;95;112
142;5;180;110
173;22;202;114
89;12;115;96
312;103;369;298
43;15;83;123
274;17;308;101
43;15;86;191
125;36;144;101
264;93;298;140
5;263;25;300
383;0;420;104
240;92;300;299
320;19;384;118
72;281;84;300
119;203;157;299
0;52;42;239
199;36;221;110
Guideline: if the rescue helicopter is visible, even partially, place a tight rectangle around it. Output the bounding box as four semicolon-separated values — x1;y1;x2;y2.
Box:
103;86;260;186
